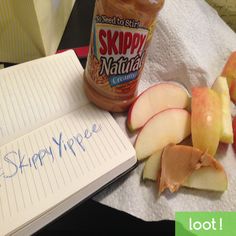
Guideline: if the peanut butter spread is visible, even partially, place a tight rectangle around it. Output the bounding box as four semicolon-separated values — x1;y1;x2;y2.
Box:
159;144;224;193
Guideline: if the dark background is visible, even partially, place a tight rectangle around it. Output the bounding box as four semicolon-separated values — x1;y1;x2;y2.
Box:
34;0;176;234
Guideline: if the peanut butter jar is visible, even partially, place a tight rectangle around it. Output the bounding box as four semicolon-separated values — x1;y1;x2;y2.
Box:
84;0;165;112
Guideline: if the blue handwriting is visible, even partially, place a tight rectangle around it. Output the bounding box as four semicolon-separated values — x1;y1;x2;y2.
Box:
0;123;101;180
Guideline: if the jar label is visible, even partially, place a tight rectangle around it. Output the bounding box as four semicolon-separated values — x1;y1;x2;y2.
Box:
86;13;154;98
97;24;148;86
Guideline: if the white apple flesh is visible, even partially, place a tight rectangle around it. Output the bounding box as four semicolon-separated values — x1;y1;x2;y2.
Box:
212;76;233;144
143;150;162;180
183;167;228;191
135;108;191;160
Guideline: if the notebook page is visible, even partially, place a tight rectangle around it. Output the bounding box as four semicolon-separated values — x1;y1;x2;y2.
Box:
0;104;136;236
0;50;88;146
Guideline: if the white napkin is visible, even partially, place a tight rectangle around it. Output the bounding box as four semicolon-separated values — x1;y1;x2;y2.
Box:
94;0;236;221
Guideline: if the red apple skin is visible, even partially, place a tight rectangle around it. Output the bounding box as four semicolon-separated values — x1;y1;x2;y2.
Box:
230;79;236;104
222;51;236;104
191;87;222;156
233;116;236;153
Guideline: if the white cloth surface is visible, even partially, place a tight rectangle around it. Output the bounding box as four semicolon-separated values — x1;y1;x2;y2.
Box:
94;0;236;221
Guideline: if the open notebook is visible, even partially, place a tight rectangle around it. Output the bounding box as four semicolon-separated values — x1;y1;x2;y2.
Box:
0;50;136;235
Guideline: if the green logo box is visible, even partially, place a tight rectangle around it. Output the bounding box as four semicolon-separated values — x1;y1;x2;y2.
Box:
176;212;236;236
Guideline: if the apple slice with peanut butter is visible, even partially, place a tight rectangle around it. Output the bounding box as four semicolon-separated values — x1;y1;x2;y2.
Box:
158;144;228;193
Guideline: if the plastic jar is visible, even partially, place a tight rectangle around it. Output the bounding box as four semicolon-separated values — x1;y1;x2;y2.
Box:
84;0;165;112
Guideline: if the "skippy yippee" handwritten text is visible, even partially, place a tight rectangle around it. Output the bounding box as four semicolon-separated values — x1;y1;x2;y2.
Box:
0;123;102;180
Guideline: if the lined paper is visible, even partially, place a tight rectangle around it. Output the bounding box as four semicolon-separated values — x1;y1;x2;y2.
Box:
0;50;136;235
0;50;89;146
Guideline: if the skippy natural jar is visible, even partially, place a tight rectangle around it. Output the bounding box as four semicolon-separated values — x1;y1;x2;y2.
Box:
84;0;165;112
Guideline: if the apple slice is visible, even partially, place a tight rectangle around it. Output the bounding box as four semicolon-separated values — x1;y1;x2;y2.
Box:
212;76;233;144
143;145;228;192
159;144;227;193
183;167;228;192
127;82;190;132
135;108;191;160
142;149;162;181
222;51;236;104
191;87;222;156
